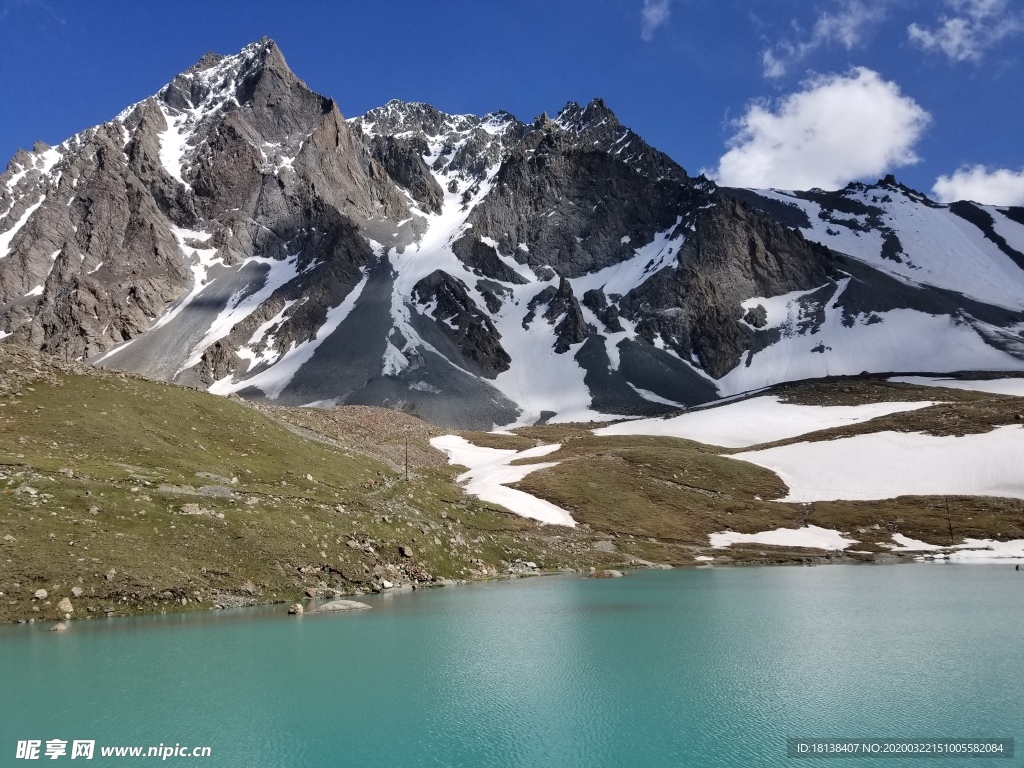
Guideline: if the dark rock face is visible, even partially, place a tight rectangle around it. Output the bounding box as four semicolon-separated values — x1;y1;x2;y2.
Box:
412;270;510;376
543;277;590;354
370;135;444;215
620;196;837;378
450;122;705;279
354;101;528;183
582;288;623;333
743;304;768;329
520;277;592;354
451;238;528;284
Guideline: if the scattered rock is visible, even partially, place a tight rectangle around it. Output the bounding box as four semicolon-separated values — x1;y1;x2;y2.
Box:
592;540;616;553
212;594;256;609
71;587;83;598
198;485;234;498
287;603;304;615
381;580;394;589
49;623;67;632
87;506;100;515
57;597;73;614
506;559;541;574
743;304;769;329
590;569;624;578
3;534;15;542
399;545;414;558
178;503;224;519
105;569;116;581
304;587;318;598
240;580;256;595
33;589;48;600
312;600;371;613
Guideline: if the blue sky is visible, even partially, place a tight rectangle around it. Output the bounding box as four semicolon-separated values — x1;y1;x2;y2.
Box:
1;0;1022;202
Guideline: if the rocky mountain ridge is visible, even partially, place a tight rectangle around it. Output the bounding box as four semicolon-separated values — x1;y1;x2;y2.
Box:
2;38;1024;428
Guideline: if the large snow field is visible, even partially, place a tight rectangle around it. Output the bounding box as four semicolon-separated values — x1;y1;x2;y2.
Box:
718;279;1024;396
709;525;857;550
754;188;1024;309
429;435;576;527
593;395;937;448
732;425;1024;502
890;376;1024;397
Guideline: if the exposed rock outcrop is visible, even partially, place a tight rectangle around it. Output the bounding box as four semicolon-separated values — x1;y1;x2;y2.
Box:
412;270;511;375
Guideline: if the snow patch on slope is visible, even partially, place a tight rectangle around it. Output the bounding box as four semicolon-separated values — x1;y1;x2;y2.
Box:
180;254;311;371
430;435;575;526
149;226;225;333
719;278;1024;395
157;104;191;187
732;425;1024;502
886;534;1024;560
709;525;857;550
756;187;1024;309
210;268;369;398
0;197;45;260
594;395;937;448
890;376;1024;397
569;219;682;297
942;539;1024;561
885;533;945;552
238;299;297;369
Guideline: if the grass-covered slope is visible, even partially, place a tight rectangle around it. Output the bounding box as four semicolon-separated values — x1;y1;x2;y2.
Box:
0;346;616;624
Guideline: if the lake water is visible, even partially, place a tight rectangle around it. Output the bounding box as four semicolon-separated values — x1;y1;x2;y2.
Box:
2;565;1022;766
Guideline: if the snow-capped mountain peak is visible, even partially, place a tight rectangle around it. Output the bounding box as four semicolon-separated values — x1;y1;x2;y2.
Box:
2;39;1023;429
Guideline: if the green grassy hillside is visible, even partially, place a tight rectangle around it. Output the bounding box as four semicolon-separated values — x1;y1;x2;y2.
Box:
0;347;613;624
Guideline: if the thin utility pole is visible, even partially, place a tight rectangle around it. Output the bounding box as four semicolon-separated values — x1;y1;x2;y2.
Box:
945;496;954;546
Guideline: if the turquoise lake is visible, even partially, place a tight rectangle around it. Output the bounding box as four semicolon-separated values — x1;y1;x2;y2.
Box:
2;565;1022;767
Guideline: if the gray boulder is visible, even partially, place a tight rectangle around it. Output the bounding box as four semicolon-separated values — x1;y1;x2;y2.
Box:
313;599;371;613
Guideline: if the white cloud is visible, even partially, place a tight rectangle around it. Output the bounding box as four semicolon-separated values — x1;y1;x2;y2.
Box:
908;0;1024;62
641;0;671;42
713;68;931;190
762;0;888;79
933;166;1024;205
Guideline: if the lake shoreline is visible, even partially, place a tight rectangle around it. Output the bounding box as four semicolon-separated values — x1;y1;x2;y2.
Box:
8;551;1021;630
